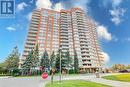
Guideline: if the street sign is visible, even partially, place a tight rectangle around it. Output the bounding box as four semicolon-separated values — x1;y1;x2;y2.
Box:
42;72;48;79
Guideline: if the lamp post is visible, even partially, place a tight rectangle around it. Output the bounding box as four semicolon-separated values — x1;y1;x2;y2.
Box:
95;64;100;78
59;48;62;82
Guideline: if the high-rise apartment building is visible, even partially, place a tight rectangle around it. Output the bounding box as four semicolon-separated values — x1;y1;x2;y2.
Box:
19;8;104;72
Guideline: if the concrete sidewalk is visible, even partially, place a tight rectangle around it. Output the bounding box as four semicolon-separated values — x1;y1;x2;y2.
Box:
0;76;12;79
88;77;130;87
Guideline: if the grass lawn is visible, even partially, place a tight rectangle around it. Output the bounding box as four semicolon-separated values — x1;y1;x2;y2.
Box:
45;80;112;87
102;73;130;82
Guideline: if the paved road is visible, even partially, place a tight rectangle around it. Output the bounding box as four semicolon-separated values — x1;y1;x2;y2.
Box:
0;77;44;87
0;74;89;87
0;75;60;87
0;73;130;87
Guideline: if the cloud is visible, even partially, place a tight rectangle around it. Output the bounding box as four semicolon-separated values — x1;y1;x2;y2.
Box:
111;0;122;7
17;2;28;11
125;37;130;42
6;24;24;31
29;0;34;4
109;0;126;25
70;0;90;11
111;16;121;25
35;0;64;11
36;0;52;9
53;3;64;11
99;0;111;8
97;25;112;41
113;36;118;42
109;8;126;25
35;0;90;11
99;0;126;25
26;12;32;21
6;27;16;31
102;52;110;64
127;38;130;41
59;0;91;12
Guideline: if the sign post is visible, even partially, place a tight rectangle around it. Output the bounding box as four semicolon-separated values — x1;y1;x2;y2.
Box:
41;72;48;86
51;68;55;84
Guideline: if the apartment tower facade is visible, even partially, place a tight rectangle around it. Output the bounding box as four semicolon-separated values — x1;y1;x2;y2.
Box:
19;8;104;72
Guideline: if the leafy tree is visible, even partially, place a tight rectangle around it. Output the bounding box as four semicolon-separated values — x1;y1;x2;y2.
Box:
112;64;126;71
50;51;55;68
0;62;7;74
0;62;6;68
126;65;130;69
4;46;20;70
74;51;79;74
40;50;50;71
